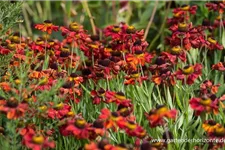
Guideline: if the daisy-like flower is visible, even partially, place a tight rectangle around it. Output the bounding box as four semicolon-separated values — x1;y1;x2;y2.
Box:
126;50;153;71
117;104;133;117
189;95;219;115
47;102;71;119
212;62;225;71
206;1;225;14
174;4;197;14
88;119;106;140
167;5;197;26
206;37;223;50
200;80;220;95
209;124;225;138
0;98;27;119
21;128;55;150
99;108;125;130
64;117;90;139
34;20;59;34
145;105;177;127
203;120;220;133
161;46;186;63
175;63;202;85
150;57;175;86
124;71;148;85
0;46;11;55
105;91;132;106
123;120;146;139
84;139;112;150
0;82;11;92
206;124;225;148
167;22;207;50
90;88;106;104
68;73;83;87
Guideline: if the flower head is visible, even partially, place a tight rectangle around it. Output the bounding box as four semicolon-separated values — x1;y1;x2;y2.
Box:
35;20;59;34
145;105;177;127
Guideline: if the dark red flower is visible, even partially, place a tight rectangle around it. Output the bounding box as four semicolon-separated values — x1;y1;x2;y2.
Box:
206;2;225;13
175;64;202;85
206;37;223;50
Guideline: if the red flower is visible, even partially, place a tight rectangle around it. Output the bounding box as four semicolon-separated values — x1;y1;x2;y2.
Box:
150;57;175;86
161;46;186;63
206;2;225;14
68;73;83;87
206;37;223;50
22;128;55;150
189;95;219;115
99;108;125;130
145;105;177;127
124;71;148;85
34;20;59;34
64;117;90;139
0;46;11;55
84;139;112;150
124;121;146;138
0;82;11;92
90;88;106;104
47;102;71;119
0;98;27;119
126;51;153;70
200;80;220;95
105;91;132;107
88;119;106;140
167;23;207;50
212;62;225;71
175;64;202;85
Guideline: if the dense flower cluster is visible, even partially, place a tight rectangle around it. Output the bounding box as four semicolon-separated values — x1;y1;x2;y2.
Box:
0;2;224;150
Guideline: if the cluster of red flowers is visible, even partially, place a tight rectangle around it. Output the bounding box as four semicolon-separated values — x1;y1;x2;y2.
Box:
0;2;224;150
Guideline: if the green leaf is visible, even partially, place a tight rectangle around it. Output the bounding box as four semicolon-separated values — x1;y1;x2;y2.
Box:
222;27;225;49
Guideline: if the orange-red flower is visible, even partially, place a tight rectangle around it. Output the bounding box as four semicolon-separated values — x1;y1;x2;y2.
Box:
124;71;148;85
203;120;220;133
212;62;225;71
145;105;177;127
0;98;28;119
47;102;71;119
200;80;220;95
0;82;11;92
126;51;153;70
189;95;219;115
21;127;55;150
99;108;125;130
35;20;59;34
123;120;146;138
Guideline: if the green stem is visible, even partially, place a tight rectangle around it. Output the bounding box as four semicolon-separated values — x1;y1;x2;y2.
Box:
148;1;171;51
